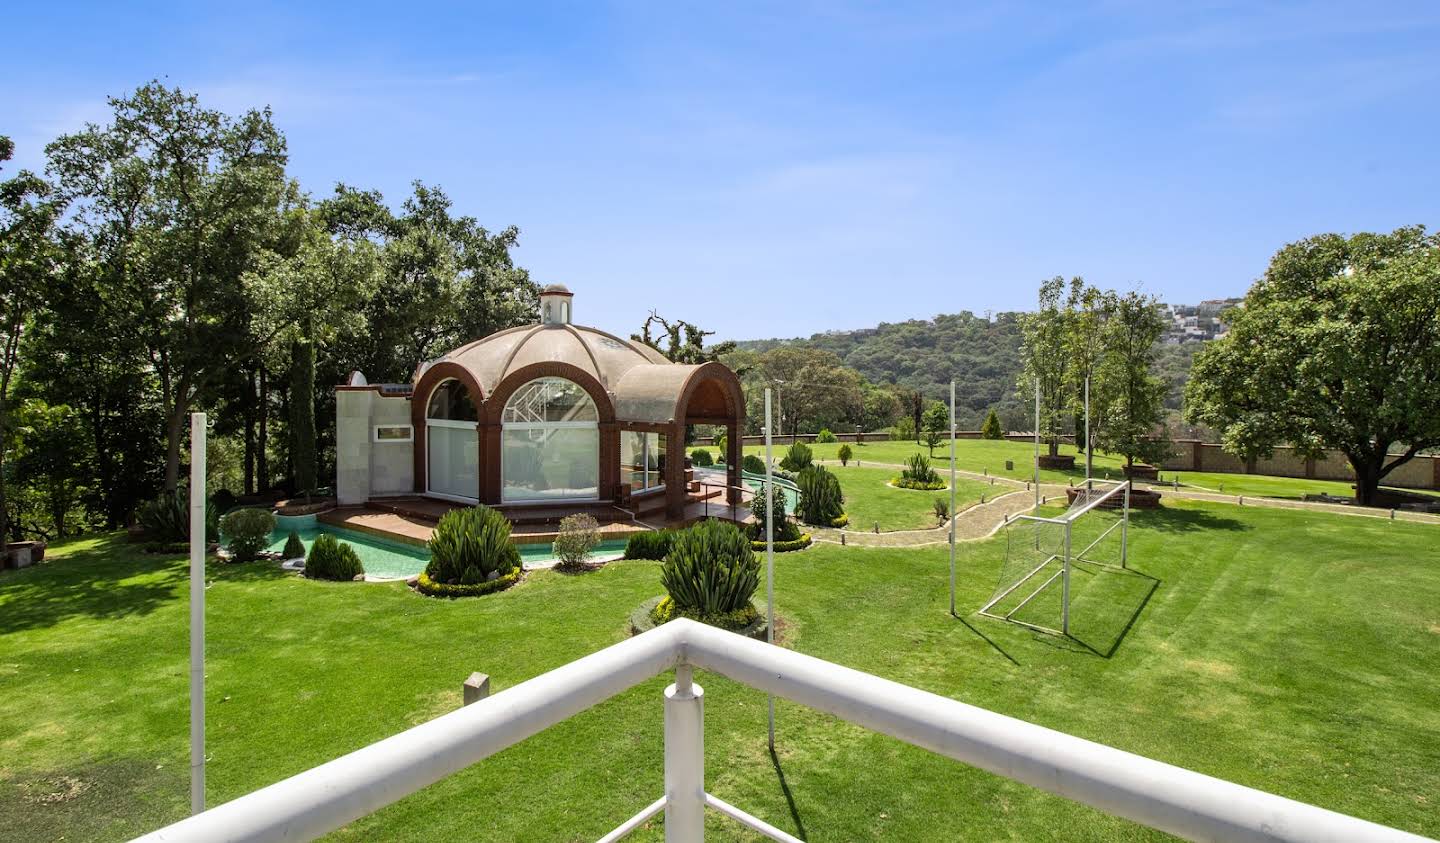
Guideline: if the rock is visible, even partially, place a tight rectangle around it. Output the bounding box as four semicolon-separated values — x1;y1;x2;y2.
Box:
352;574;365;582
485;570;500;582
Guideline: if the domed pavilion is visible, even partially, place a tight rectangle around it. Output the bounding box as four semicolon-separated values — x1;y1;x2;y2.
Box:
335;285;745;521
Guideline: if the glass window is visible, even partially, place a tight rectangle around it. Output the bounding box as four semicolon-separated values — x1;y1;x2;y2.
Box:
374;425;413;443
429;425;478;499
426;380;477;421
502;377;597;424
621;431;666;492
501;377;600;502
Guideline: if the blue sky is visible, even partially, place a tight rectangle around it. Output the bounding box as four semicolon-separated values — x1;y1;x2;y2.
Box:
5;1;1438;340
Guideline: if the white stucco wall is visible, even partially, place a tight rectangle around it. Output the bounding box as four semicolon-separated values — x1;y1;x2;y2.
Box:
336;390;373;505
369;395;415;495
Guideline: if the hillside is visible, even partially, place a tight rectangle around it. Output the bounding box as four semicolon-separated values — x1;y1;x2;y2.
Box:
735;311;1029;428
734;311;1199;430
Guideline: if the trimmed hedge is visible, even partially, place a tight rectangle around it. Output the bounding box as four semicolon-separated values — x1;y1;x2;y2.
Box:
741;454;766;474
650;594;760;632
623;529;677;560
690;448;713;467
829;513;850;528
750;533;812;553
415;568;522;598
282;530;305;559
892;477;948;491
815;428;837;443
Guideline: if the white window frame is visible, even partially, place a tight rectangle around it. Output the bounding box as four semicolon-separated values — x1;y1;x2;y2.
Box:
373;424;415;443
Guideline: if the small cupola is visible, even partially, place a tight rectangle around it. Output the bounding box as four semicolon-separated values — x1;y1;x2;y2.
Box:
539;283;573;325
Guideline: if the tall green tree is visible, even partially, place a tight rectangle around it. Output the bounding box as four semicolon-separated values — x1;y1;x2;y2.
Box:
1066;282;1114;474
0;136;64;543
633;311;737;364
1185;227;1440;506
46;83;295;492
1018;277;1077;457
1093;291;1169;469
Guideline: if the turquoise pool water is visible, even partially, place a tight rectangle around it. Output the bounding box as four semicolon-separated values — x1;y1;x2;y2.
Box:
266;514;628;580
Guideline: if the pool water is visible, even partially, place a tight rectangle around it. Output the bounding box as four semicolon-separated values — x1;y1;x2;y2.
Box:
266;514;629;580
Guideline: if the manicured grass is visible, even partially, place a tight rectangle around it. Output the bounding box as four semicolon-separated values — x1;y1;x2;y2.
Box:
3;505;1439;841
825;464;995;531
1161;470;1440;502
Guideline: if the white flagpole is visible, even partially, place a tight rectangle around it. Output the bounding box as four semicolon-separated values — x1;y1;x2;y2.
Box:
764;388;776;751
948;380;957;616
1033;380;1041;508
1085;374;1092;488
189;412;207;815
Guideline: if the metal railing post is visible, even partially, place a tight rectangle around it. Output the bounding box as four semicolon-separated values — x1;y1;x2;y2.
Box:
1121;482;1130;569
1061;519;1072;636
664;666;705;842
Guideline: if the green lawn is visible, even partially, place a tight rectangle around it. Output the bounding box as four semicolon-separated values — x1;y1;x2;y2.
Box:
825;464;995;531
3;503;1438;841
1157;470;1440;502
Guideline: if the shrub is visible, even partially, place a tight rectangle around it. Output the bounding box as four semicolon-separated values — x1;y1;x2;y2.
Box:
981;408;1003;440
138;486;218;543
713;433;727;462
426;506;521;585
282;530;305;559
554;513;602;571
933;498;951;521
922;427;943;457
210;488;238;515
795;465;844;525
306;534;365;581
660;520;759;617
779;442;813;472
741;454;766;475
837;444;853;466
751;533;812;553
220;508;276;562
892;417;916;440
895;453;947;490
690;448;713;467
749;482;800;542
650;594;760;632
416;568;521;598
815;428;837;443
624;529;677;560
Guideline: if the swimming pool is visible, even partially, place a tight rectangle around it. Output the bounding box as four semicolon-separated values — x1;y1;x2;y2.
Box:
266;514;629;580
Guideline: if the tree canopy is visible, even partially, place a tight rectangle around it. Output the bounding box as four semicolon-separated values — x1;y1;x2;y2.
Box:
1185;226;1440;505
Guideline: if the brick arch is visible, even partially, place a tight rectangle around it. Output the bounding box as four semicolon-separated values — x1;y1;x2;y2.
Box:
482;362;619;503
411;362;486;497
673;361;744;423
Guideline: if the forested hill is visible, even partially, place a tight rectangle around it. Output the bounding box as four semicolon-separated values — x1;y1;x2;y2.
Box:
735;311;1030;428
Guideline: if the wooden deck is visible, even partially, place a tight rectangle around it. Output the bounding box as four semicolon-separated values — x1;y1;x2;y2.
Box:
321;492;752;547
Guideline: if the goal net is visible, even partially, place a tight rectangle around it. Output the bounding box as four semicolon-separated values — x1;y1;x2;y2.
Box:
980;480;1130;636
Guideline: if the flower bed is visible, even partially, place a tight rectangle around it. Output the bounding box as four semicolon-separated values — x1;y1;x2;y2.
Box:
628;595;769;639
414;568;523;598
750;533;812;553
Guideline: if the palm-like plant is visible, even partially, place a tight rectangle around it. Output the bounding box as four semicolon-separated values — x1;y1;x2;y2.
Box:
795;465;844;525
660;520;759;616
426;506;521;584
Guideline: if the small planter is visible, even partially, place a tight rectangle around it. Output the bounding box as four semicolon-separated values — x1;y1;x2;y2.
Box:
5;541;42;569
1037;454;1076;470
629;596;770;640
1124;463;1160;481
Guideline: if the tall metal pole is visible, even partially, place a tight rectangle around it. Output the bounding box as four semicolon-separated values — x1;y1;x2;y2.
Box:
1033;380;1041;509
1062;519;1072;637
764;389;775;751
1085;374;1092;489
948;380;957;616
189;412;207;815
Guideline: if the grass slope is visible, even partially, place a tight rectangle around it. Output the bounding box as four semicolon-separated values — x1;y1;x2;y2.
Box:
2;503;1438;841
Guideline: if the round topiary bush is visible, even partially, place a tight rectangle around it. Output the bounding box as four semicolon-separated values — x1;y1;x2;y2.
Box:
815;428;837;443
220;507;276;562
690;448;714;467
741;454;766;475
795;465;845;526
305;533;365;581
623;529;676;560
282;530;305;560
418;506;521;596
837;444;853;465
659;520;759;623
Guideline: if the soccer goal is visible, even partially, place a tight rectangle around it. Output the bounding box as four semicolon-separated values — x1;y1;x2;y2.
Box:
979;479;1131;636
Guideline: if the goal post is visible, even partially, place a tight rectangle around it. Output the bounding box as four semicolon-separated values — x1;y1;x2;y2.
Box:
980;479;1131;636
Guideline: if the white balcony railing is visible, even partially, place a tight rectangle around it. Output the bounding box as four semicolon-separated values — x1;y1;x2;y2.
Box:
136;619;1431;843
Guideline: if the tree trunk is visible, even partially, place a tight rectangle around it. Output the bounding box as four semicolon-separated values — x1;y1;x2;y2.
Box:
1048;439;1060;458
289;338;317;494
257;366;270;491
1351;455;1384;507
164;404;186;493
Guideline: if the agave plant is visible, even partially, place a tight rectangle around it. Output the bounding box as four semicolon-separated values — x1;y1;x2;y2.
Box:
660;520;759;616
779;442;813;472
795;465;844;525
902;453;940;485
426;506;521;584
138;486;218;542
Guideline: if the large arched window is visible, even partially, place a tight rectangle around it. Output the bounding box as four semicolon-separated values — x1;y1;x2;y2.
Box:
501;377;599;501
426;379;479;501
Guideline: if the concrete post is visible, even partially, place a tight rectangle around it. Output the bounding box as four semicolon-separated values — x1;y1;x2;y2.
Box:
462;673;490;706
664;666;705;842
